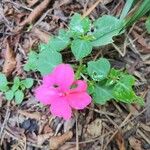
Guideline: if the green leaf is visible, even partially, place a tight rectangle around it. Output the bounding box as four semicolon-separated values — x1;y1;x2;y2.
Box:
15;90;24;104
93;84;113;105
0;73;8;86
106;68;123;86
135;97;144;106
81;17;91;33
71;39;92;60
24;51;38;71
49;29;70;52
124;0;150;29
21;78;34;89
87;58;111;81
0;73;8;92
37;49;62;75
146;17;150;34
112;75;137;104
12;77;20;92
91;15;123;47
5;90;14;101
120;0;134;19
69;13;91;36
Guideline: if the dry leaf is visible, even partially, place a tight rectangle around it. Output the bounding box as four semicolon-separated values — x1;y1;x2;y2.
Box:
145;90;150;122
0;94;2;107
101;0;113;5
129;137;142;150
115;131;126;150
49;131;73;149
20;0;51;26
87;118;102;138
18;110;43;121
32;27;50;43
64;118;75;132
3;40;16;76
26;0;39;7
43;124;53;134
140;123;150;132
132;30;150;53
37;133;53;145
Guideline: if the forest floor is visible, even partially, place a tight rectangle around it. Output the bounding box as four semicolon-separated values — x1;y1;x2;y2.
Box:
0;0;150;150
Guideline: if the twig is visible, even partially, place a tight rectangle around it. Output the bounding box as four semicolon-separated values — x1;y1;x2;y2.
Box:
67;131;112;144
103;113;132;150
82;0;102;18
75;111;79;150
0;102;10;137
87;107;119;117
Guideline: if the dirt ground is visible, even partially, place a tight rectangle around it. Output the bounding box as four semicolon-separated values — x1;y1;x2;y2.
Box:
0;0;150;150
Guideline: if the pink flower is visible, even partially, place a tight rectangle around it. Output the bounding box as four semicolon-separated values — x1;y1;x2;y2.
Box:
35;64;91;120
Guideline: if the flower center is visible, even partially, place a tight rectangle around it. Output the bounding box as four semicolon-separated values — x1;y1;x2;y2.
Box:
58;91;69;97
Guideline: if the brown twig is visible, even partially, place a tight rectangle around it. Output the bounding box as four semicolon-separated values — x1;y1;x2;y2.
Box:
82;0;102;18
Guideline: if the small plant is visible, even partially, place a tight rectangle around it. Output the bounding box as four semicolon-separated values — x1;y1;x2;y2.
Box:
87;58;144;105
24;49;62;75
0;73;34;104
24;13;124;75
23;0;150;119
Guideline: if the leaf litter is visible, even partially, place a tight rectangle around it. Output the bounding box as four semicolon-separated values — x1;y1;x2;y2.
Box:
0;0;150;149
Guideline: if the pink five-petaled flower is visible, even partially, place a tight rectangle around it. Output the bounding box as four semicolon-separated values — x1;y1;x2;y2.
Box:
35;64;92;120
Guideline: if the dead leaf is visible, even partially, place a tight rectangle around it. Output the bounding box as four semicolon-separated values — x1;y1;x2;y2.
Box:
26;0;39;7
132;30;150;53
140;123;150;132
87;118;102;138
49;131;73;150
101;0;113;5
37;133;53;145
20;0;51;26
59;144;76;150
129;137;142;150
32;27;50;43
0;94;2;107
18;110;43;121
43;124;53;134
115;131;126;150
2;40;16;76
145;90;150;122
64;118;75;132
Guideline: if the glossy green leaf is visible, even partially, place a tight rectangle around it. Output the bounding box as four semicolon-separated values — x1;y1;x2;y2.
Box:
71;39;92;60
37;49;62;75
49;29;70;52
12;77;20;92
87;58;111;81
0;73;8;87
93;84;113;105
15;90;24;104
5;90;14;101
24;51;38;71
21;78;34;89
112;75;137;104
69;13;91;36
91;15;123;46
0;73;8;92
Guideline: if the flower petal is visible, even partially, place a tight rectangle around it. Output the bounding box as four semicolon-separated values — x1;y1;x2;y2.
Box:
43;74;55;87
50;97;72;120
67;92;91;109
35;85;59;105
52;64;74;91
70;80;87;93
